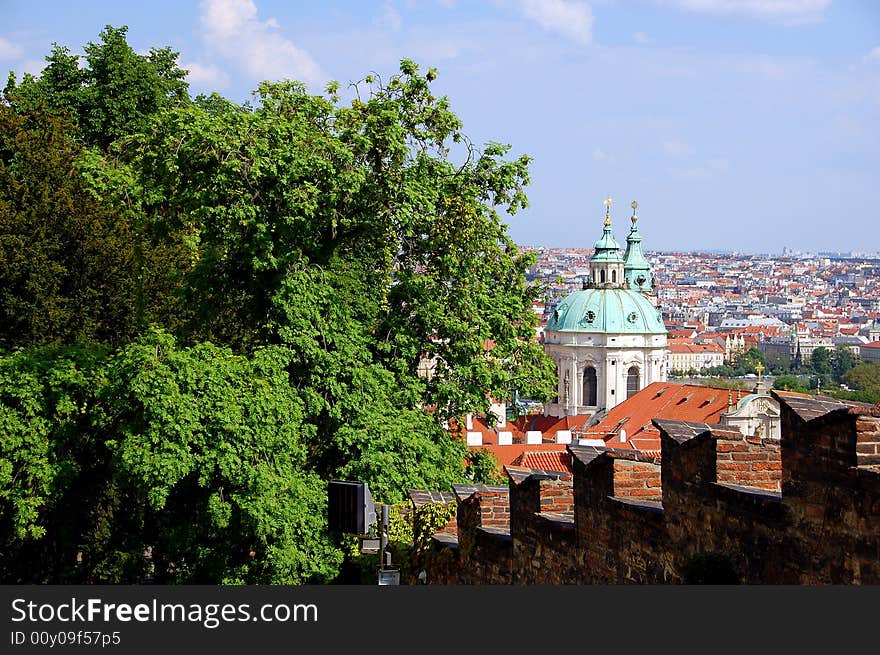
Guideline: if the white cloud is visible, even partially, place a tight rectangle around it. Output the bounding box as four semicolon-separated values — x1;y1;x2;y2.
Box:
633;32;652;44
519;0;593;45
199;0;324;85
593;146;607;161
659;0;831;21
0;36;23;60
377;1;403;32
181;61;231;89
867;47;880;62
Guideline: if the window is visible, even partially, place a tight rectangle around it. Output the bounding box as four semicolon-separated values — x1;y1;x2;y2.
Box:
627;366;640;398
612;270;617;283
600;270;606;283
583;366;597;406
552;363;560;403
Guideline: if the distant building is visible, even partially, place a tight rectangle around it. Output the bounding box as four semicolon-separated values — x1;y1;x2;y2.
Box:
860;341;880;364
666;340;725;372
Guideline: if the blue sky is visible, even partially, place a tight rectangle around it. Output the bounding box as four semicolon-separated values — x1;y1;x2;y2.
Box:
2;1;879;253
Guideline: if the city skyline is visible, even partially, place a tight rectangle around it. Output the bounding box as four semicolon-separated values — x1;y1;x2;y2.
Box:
2;0;878;253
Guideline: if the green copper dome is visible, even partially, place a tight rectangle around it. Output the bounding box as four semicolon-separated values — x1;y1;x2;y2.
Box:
546;287;666;334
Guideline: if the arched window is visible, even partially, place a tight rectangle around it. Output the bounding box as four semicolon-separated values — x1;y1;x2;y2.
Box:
600;269;606;283
552;363;560;403
611;269;617;283
583;366;597;406
626;366;640;399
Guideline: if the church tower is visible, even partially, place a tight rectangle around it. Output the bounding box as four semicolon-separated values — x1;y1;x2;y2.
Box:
542;198;668;418
623;201;654;295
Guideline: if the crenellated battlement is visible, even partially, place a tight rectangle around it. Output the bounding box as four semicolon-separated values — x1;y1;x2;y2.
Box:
415;390;880;584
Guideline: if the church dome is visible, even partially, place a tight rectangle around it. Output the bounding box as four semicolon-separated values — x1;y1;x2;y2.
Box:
546;286;666;335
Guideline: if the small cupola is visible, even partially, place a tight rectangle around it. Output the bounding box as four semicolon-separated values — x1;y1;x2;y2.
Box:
588;196;625;287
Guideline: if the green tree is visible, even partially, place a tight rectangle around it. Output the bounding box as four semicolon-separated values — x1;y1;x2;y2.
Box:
732;348;766;377
465;449;506;485
102;330;342;583
2;35;557;578
843;363;880;399
0;104;188;348
0;344;137;583
0;332;344;583
5;25;189;151
106;62;555;499
810;347;833;380
832;344;857;383
772;374;809;393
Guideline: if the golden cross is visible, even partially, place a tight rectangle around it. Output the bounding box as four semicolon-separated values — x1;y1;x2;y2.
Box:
755;363;765;380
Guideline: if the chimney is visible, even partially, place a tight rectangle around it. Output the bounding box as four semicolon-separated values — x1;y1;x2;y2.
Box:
488;400;506;429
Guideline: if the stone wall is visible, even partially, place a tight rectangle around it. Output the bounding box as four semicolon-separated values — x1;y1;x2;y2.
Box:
418;391;880;585
506;467;580;583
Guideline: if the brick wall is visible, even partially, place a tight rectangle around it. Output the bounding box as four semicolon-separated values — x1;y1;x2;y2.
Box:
419;391;880;585
715;432;782;491
856;416;880;467
613;458;663;501
573;449;669;583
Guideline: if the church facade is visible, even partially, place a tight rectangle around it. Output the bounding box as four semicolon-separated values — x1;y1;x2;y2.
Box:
543;199;668;418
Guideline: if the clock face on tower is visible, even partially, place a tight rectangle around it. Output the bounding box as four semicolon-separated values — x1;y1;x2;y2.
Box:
636;274;647;286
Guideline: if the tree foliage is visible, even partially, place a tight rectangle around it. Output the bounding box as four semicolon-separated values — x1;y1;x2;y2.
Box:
810;347;833;380
5;25;189;150
843;363;880;403
0;28;555;582
0;332;343;583
0;104;185;347
772;374;809;393
831;344;857;382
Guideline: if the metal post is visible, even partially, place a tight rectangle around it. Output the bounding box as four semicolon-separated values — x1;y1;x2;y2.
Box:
379;504;389;570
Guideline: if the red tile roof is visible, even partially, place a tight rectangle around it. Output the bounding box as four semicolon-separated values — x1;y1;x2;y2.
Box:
509;450;572;473
507;413;593;437
478;443;570;469
580;382;741;452
668;341;724;354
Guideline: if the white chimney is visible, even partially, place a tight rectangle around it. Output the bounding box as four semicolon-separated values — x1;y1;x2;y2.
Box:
556;430;572;444
497;431;513;446
526;430;543;445
466;431;482;446
488;401;506;428
466;413;473;430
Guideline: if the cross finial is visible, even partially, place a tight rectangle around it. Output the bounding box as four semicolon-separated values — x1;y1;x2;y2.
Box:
631;200;638;224
755;363;765;380
603;196;612;226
